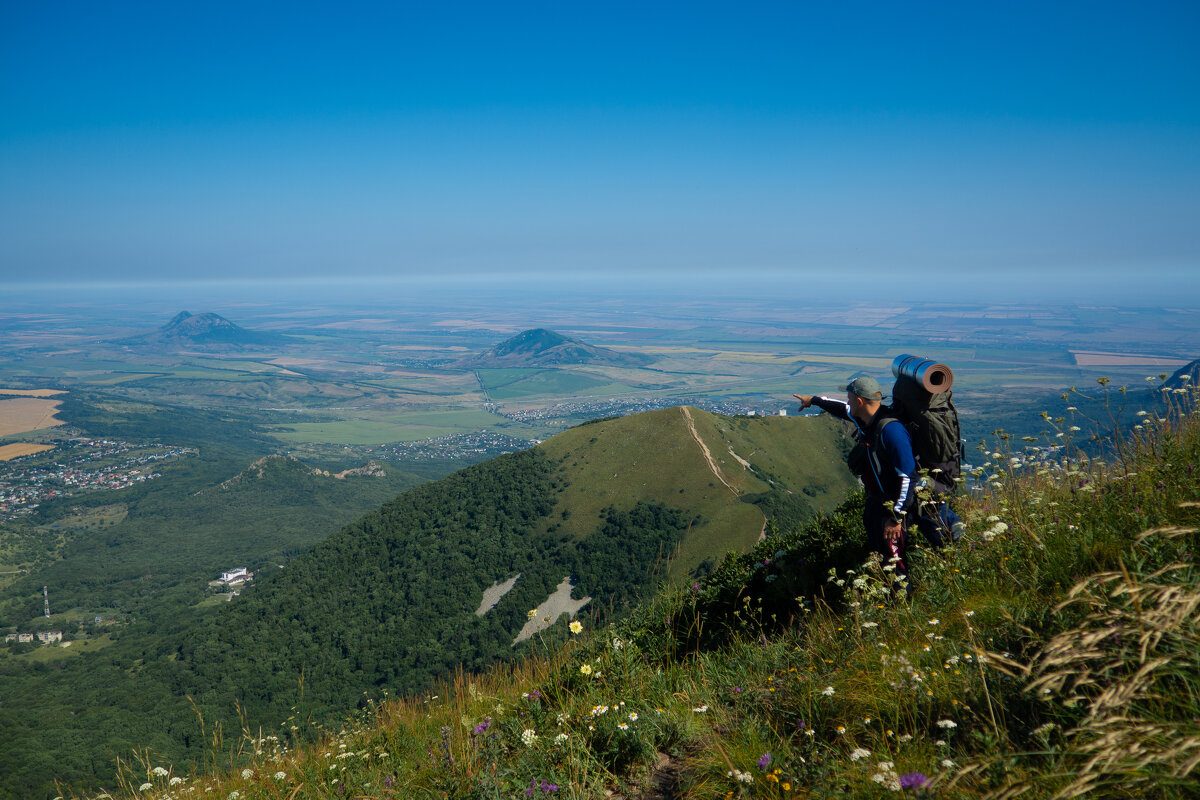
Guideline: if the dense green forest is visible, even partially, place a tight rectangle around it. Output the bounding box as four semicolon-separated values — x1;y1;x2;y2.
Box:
0;446;697;799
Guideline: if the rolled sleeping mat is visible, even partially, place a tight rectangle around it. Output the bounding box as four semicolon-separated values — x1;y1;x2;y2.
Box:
891;354;954;393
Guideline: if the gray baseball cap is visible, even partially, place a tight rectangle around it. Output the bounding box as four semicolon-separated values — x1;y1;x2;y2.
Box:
846;377;884;400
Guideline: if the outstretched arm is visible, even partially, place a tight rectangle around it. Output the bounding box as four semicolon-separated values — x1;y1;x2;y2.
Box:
795;393;853;422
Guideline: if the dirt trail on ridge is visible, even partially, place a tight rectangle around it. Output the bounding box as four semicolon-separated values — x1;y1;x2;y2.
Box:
679;407;738;497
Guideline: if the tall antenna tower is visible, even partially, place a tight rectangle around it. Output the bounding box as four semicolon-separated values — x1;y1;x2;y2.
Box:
44;586;50;618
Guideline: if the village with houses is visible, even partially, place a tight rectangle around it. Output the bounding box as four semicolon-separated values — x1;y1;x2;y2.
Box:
0;438;194;523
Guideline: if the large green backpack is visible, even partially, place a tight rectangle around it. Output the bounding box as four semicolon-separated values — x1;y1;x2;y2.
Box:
891;376;963;494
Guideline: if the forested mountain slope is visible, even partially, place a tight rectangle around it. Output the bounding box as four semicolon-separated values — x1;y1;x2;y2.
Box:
0;407;854;799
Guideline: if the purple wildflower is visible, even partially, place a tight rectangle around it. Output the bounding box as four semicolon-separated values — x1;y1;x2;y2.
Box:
473;718;491;735
384;776;393;790
527;778;559;795
900;772;931;791
529;689;541;701
757;752;771;770
732;686;743;694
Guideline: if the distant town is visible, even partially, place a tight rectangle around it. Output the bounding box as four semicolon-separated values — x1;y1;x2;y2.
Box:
0;439;194;522
360;399;789;463
500;396;782;425
370;431;540;461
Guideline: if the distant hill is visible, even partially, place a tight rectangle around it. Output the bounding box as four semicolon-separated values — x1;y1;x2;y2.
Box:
459;328;650;368
119;311;287;349
1164;357;1200;390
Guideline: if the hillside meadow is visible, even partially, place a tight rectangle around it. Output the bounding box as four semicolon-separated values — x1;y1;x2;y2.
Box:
62;378;1199;799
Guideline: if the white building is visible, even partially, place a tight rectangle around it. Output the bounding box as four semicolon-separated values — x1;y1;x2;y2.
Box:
220;567;248;583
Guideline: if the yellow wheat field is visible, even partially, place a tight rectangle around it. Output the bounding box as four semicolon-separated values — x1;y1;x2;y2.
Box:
0;398;65;436
0;443;55;461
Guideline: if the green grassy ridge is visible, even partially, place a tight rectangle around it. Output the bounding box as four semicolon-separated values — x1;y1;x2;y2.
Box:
90;389;1200;799
540;407;856;576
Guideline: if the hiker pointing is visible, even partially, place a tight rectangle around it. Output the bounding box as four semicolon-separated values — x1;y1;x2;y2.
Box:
796;377;917;583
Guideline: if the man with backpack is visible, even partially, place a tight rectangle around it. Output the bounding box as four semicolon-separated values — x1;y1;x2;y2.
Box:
796;375;965;585
797;377;919;582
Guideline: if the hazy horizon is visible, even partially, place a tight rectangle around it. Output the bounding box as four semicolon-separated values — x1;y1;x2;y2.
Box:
5;267;1200;311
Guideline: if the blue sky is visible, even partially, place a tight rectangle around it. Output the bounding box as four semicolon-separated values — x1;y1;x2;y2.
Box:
2;1;1197;302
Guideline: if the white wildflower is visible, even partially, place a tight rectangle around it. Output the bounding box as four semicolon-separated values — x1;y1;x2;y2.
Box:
822;686;835;696
693;704;709;713
241;768;253;779
521;728;538;746
153;766;170;777
139;784;153;793
849;747;871;761
273;771;287;781
937;719;958;729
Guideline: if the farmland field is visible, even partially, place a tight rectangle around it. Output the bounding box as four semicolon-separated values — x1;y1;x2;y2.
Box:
0;443;55;460
269;408;516;444
0;298;1195;452
0;397;65;436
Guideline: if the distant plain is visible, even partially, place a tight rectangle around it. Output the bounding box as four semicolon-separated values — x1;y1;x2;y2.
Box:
2;296;1195;456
